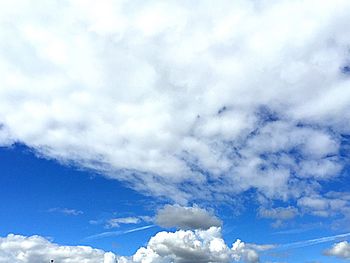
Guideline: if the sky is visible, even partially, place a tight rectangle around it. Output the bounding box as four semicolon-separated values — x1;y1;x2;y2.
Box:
1;0;350;262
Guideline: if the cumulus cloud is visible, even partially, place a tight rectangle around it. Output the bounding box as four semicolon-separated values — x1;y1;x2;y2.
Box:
0;231;269;263
156;205;222;230
118;227;267;263
0;0;349;204
0;234;115;263
324;241;350;259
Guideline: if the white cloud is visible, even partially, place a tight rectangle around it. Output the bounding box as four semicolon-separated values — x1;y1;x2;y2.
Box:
324;241;350;259
118;227;267;263
155;205;222;230
48;207;83;216
279;232;350;250
0;0;349;204
0;234;115;263
297;193;350;218
0;232;270;263
85;225;156;241
258;206;298;228
258;207;298;220
106;217;141;228
91;215;153;229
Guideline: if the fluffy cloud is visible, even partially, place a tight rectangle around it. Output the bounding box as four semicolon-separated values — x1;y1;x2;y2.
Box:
0;0;349;204
324;241;350;259
0;232;269;263
118;227;266;263
0;234;116;263
155;205;221;230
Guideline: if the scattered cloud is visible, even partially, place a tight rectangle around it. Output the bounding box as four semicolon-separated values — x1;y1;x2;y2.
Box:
258;206;298;228
259;206;298;221
324;241;350;259
89;215;153;229
0;234;115;263
0;0;349;206
48;207;83;216
106;217;141;228
297;192;350;224
155;204;222;230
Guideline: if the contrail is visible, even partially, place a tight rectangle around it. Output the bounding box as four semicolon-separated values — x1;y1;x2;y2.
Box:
84;225;156;241
124;225;156;234
277;232;350;250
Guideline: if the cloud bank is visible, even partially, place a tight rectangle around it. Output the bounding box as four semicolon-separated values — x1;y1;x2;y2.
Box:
0;234;116;263
0;231;266;263
0;0;350;204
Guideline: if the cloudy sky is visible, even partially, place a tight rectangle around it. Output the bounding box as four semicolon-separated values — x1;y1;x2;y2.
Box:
1;0;350;262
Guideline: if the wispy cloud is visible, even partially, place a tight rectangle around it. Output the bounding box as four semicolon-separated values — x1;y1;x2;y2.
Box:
84;225;156;241
106;217;141;228
277;232;350;250
89;215;154;228
48;208;83;216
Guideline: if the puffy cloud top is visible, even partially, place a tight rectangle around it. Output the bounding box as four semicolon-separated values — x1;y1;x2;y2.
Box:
324;241;350;259
0;0;349;203
118;227;262;263
0;231;268;263
0;234;115;263
155;205;222;230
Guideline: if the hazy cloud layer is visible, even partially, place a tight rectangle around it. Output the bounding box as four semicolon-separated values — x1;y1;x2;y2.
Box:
258;206;298;228
156;205;222;230
258;206;298;220
0;0;350;204
0;234;116;263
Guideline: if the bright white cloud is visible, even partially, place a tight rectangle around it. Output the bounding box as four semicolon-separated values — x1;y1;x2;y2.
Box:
324;241;350;259
0;232;269;263
0;234;115;263
0;0;349;204
156;204;221;230
118;227;266;263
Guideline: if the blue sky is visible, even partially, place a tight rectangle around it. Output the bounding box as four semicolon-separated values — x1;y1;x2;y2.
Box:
1;1;350;262
1;144;350;262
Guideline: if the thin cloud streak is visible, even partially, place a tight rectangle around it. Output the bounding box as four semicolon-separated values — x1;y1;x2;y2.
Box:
277;232;350;250
84;225;156;241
